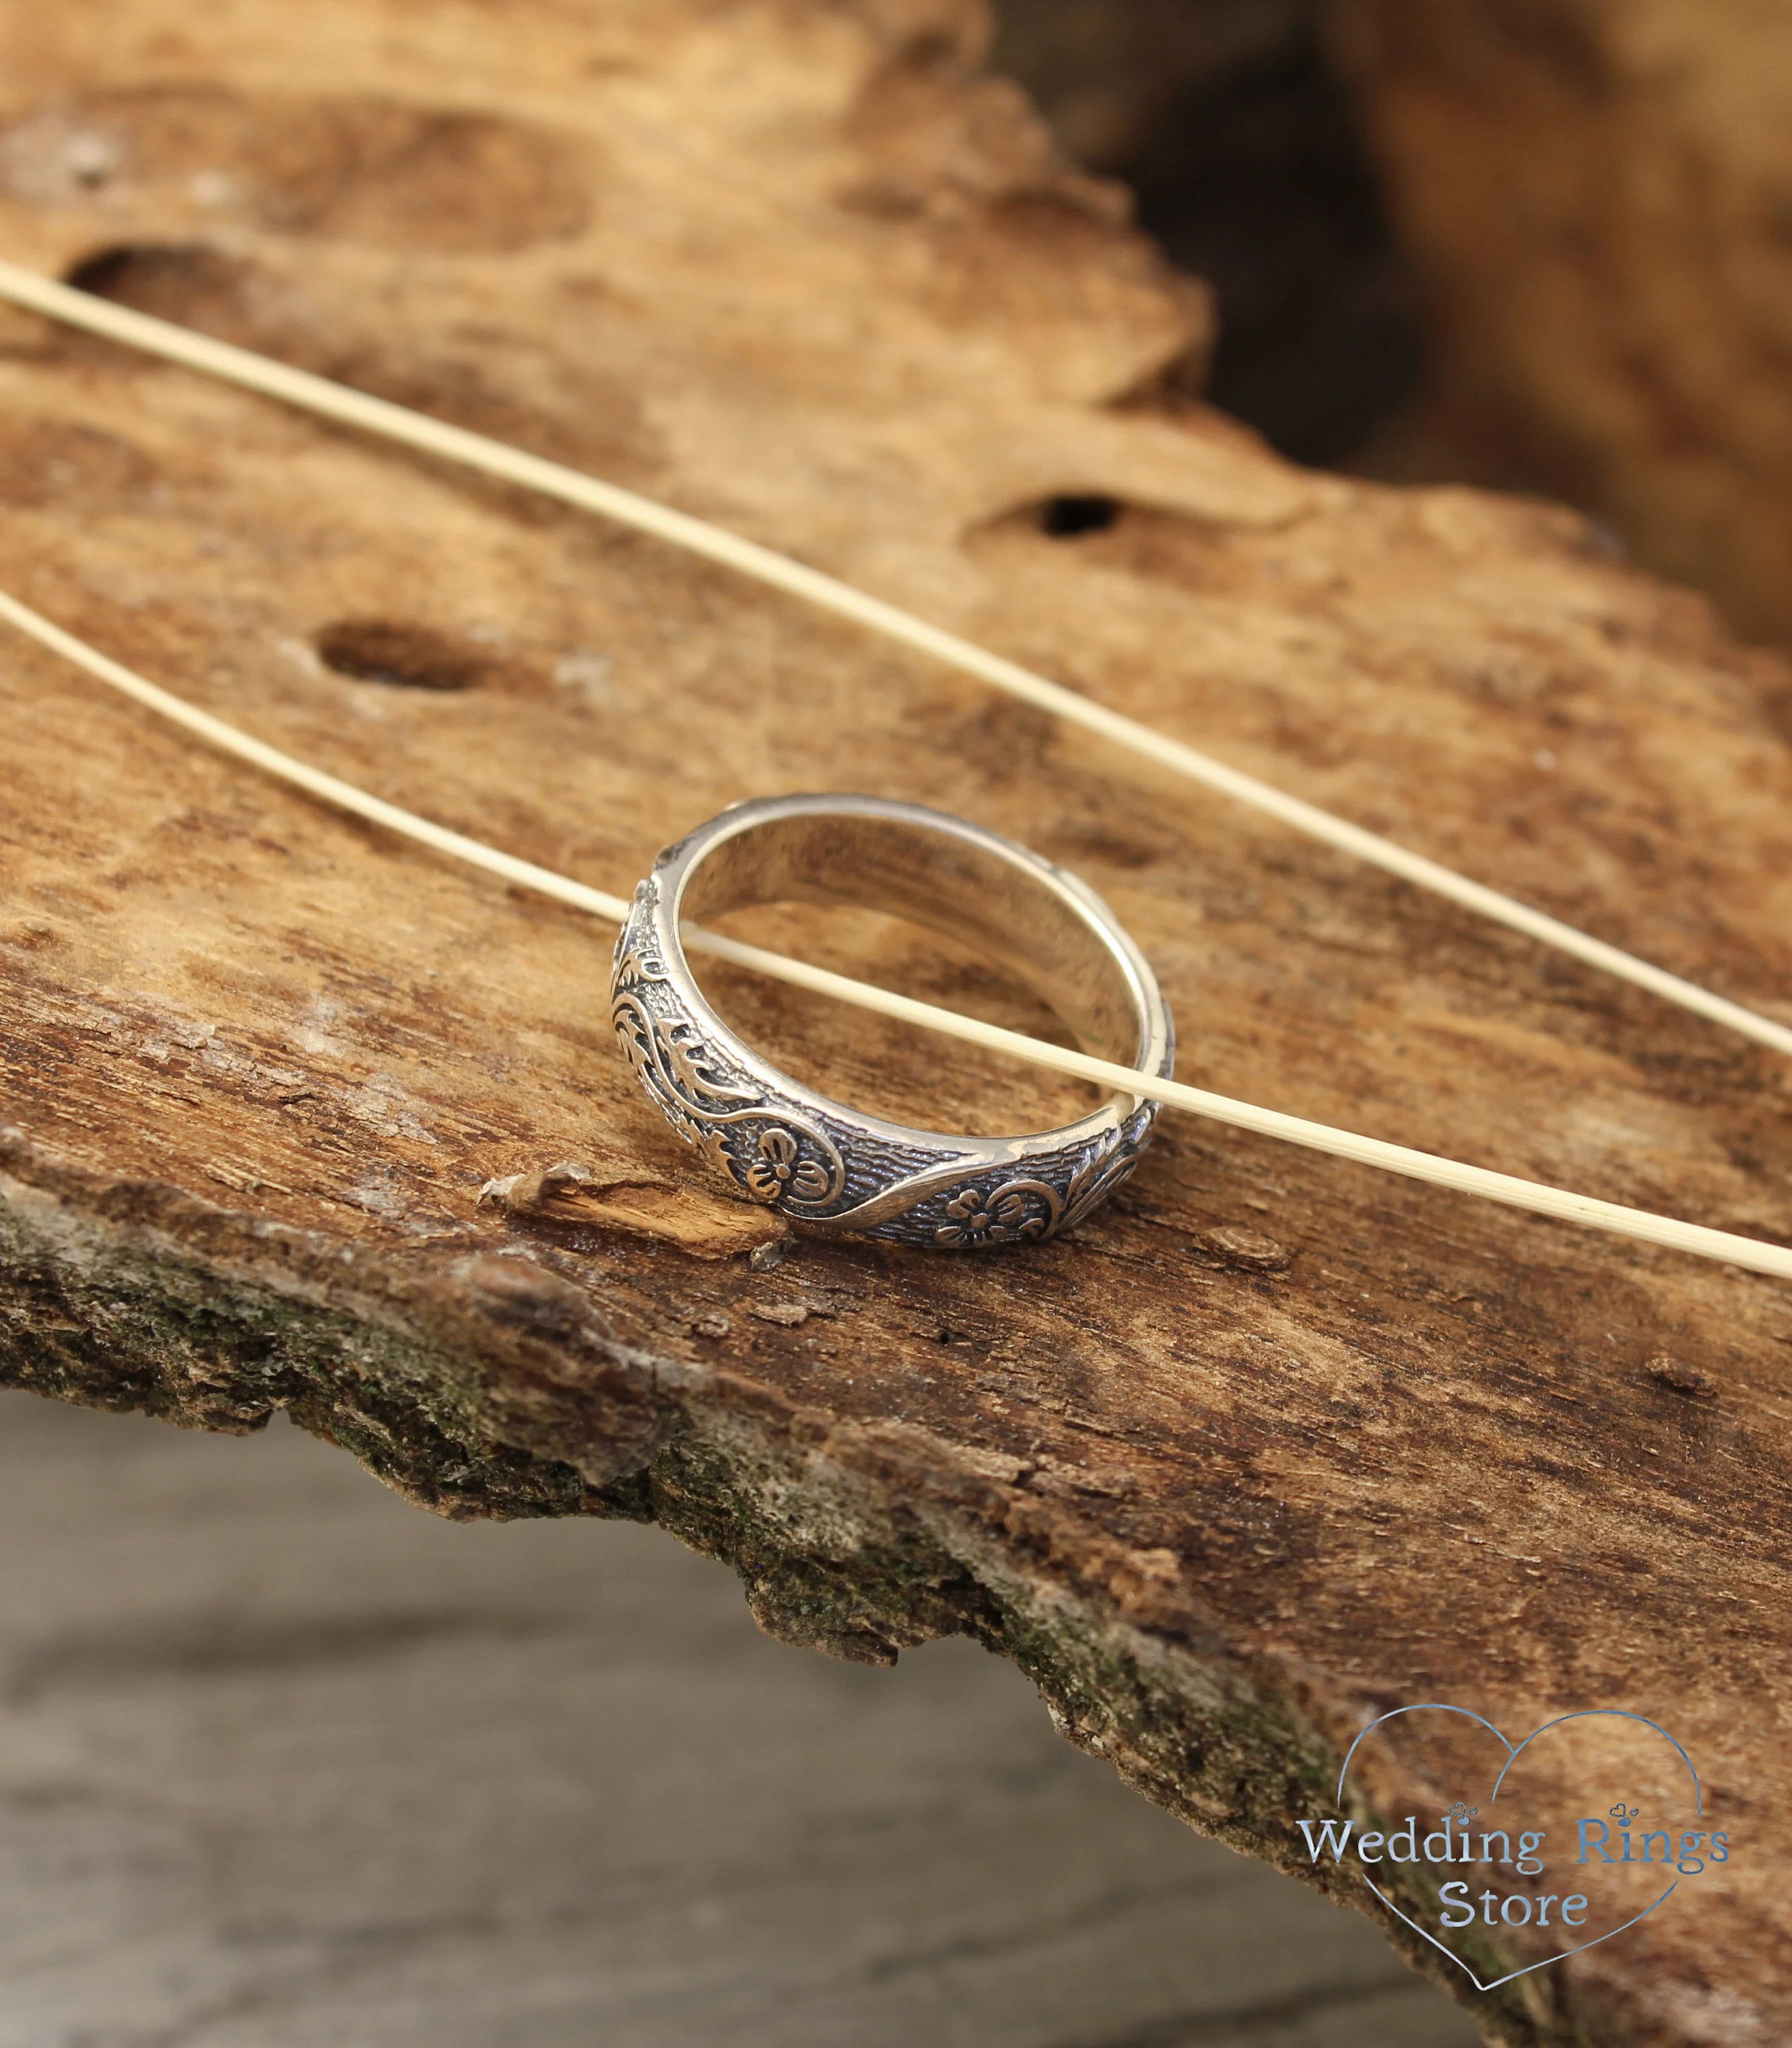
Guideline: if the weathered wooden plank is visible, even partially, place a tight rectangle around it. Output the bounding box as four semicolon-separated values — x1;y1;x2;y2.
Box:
2;3;1791;2041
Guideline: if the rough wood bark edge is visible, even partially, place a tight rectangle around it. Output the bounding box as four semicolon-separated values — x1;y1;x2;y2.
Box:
0;1124;1534;2029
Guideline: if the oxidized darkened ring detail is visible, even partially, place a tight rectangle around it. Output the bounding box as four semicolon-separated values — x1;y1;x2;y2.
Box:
610;795;1175;1249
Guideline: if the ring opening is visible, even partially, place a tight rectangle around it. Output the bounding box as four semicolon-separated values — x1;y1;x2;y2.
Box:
677;808;1150;1066
666;803;1159;1143
689;898;1113;1139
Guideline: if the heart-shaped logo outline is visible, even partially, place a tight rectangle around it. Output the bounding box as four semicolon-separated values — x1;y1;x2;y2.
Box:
1334;1705;1703;1992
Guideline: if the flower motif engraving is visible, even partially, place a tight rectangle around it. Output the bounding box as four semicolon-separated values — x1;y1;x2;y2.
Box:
743;1127;832;1205
926;1132;1149;1250
610;926;847;1212
610;895;1159;1243
934;1184;1051;1248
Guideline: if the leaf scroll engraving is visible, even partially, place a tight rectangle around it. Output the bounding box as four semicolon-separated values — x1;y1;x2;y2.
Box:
610;943;845;1211
611;924;1153;1245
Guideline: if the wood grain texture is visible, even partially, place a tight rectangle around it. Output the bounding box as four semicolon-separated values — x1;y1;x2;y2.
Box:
2;2;1791;2042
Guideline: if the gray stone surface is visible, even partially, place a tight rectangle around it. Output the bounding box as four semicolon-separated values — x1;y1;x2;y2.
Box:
0;1391;1481;2048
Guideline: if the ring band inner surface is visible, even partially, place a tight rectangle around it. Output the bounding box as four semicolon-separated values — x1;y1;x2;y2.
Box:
672;810;1150;1077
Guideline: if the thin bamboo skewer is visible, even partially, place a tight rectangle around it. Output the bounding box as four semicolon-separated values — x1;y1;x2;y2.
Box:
0;257;1787;1064
5;586;1788;1283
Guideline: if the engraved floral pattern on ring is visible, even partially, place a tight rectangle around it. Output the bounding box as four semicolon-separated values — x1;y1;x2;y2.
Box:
744;1128;832;1204
925;1130;1148;1249
935;1184;1051;1248
610;938;846;1212
611;907;1157;1245
608;801;1174;1249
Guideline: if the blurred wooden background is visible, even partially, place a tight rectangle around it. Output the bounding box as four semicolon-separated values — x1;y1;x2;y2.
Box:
1001;0;1792;646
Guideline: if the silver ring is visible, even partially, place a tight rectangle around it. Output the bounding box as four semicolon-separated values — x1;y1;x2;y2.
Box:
609;795;1175;1249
